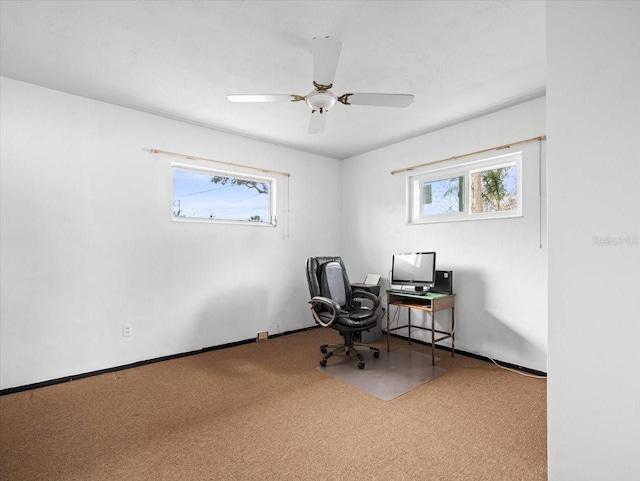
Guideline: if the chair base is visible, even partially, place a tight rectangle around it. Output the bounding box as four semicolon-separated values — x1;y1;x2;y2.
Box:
319;332;380;369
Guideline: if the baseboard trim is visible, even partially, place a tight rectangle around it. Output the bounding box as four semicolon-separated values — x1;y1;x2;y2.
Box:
384;331;547;377
0;325;320;396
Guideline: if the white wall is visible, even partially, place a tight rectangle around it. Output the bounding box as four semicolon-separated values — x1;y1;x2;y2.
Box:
0;77;341;390
0;79;550;389
341;97;547;372
547;2;640;480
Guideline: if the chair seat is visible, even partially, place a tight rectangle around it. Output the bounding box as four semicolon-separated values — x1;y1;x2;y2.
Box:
315;310;377;331
343;307;374;321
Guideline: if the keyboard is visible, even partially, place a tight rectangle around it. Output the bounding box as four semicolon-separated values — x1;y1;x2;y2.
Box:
387;289;429;296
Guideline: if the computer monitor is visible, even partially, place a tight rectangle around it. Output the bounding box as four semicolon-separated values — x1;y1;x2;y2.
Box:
391;252;436;292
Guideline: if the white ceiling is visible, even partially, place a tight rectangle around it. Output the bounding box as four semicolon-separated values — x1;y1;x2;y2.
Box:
0;0;546;159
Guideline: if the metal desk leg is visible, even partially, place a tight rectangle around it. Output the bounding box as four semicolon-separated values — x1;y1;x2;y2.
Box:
431;311;435;365
386;303;390;352
451;306;455;357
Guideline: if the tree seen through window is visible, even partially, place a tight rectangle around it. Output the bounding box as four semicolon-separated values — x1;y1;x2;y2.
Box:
470;166;517;213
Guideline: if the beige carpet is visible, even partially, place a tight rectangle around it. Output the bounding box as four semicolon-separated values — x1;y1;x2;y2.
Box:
0;328;547;481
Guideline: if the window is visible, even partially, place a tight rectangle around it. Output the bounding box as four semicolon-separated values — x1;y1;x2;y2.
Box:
408;152;522;224
172;164;276;226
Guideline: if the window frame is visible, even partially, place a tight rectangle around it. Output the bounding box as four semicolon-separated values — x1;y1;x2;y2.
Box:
171;163;277;227
407;151;523;225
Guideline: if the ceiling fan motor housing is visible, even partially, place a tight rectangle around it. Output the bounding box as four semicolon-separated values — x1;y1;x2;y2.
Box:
305;89;336;113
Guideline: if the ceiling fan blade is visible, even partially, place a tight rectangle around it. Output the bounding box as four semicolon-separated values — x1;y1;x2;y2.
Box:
312;37;342;87
308;111;328;134
339;93;414;108
227;94;301;103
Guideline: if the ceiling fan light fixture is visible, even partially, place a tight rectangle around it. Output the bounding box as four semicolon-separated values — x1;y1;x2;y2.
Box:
305;89;336;113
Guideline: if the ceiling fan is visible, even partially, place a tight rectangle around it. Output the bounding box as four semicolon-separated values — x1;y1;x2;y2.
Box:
227;37;414;134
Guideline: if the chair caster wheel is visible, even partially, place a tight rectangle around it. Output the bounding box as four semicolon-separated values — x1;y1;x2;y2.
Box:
373;351;380;358
320;359;327;367
358;362;365;370
320;348;327;354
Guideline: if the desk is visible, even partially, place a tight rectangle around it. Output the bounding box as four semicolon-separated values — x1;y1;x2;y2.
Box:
386;291;455;365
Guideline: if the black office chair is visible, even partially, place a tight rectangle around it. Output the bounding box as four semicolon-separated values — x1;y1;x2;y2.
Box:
305;256;380;369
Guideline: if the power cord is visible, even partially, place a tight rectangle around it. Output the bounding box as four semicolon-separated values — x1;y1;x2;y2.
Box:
479;352;547;379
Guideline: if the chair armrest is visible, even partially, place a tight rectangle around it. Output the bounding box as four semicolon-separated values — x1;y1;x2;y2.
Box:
351;289;380;309
309;296;340;327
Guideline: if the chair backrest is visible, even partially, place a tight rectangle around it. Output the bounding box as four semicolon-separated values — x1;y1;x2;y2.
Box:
305;257;353;309
320;261;350;307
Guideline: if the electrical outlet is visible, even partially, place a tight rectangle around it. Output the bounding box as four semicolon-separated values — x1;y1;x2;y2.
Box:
122;324;132;337
256;331;268;341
